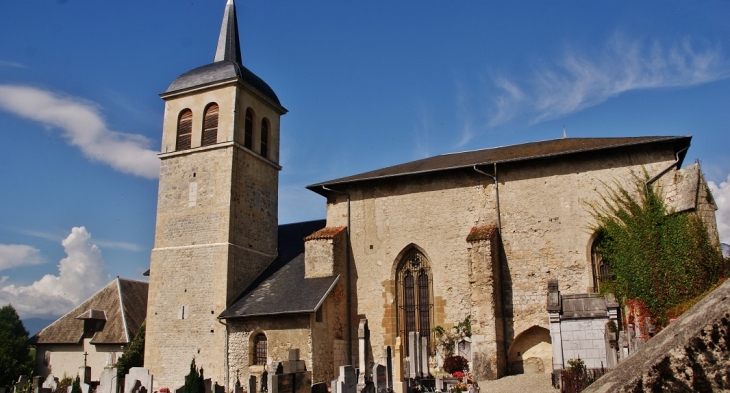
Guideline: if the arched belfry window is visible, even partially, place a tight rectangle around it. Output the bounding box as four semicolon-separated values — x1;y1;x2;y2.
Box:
396;250;433;357
202;103;219;146
591;232;612;292
260;118;269;158
253;333;267;365
244;108;254;149
176;109;193;150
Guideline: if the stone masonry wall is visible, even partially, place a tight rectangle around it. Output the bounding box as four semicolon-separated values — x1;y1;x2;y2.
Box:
324;144;679;376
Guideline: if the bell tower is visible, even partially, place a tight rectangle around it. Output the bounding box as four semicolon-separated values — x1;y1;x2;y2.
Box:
144;0;287;388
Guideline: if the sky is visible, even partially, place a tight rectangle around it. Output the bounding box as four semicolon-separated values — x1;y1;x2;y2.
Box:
0;1;729;321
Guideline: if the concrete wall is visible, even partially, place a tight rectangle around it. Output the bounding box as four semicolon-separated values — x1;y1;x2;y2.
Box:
35;340;122;381
558;320;609;369
323;144;679;379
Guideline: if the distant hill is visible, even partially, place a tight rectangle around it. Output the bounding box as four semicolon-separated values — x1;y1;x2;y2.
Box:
723;243;730;259
22;318;55;336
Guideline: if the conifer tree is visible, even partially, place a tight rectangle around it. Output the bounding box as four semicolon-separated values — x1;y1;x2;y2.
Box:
116;321;145;378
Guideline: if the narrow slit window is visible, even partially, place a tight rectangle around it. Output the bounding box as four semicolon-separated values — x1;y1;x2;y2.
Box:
260;118;269;158
176;110;193;150
202;103;219;146
244;108;254;149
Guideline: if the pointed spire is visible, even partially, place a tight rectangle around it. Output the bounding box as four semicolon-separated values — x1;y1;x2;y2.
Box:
214;0;242;64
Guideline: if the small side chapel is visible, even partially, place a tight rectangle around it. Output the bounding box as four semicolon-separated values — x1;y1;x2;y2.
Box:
143;0;720;391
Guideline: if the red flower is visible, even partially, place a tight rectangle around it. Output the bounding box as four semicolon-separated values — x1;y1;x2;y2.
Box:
452;371;465;379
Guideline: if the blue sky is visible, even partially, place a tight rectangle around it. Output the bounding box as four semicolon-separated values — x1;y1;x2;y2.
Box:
1;1;729;319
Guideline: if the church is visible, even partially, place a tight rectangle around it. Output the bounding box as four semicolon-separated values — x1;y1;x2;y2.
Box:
31;0;719;390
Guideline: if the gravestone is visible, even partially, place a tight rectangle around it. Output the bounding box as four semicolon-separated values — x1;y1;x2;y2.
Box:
311;383;328;393
124;368;153;393
384;347;392;390
372;365;386;393
337;366;356;393
420;337;428;377
99;369;118;393
407;332;418;378
42;374;58;391
15;376;28;393
204;379;212;393
248;376;257;393
80;383;90;393
79;366;91;385
31;376;44;393
357;319;369;387
234;377;244;393
271;349;312;393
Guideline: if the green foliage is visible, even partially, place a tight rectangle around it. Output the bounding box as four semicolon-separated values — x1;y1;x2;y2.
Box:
116;321;145;378
566;358;585;373
0;304;33;390
433;316;472;357
70;377;81;393
54;376;74;393
590;175;724;323
184;359;205;393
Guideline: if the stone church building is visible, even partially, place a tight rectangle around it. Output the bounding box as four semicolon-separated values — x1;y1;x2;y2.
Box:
141;0;720;390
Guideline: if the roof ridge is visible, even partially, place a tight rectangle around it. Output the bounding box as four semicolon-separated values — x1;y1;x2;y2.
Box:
116;277;130;343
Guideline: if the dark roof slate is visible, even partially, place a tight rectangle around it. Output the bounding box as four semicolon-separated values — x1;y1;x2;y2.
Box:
307;136;691;195
220;220;337;319
30;278;148;345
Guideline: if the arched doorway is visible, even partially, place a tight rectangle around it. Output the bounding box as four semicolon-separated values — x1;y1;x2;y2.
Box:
508;326;552;374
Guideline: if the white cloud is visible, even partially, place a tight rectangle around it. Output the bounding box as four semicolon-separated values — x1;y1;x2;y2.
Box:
708;175;730;245
0;60;25;68
0;85;159;179
0;227;109;318
484;34;730;132
0;244;44;271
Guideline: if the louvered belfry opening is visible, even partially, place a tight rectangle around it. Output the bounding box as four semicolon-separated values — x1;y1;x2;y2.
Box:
260;119;269;158
254;333;267;365
202;103;219;146
176;109;193;150
244;108;254;149
396;250;433;358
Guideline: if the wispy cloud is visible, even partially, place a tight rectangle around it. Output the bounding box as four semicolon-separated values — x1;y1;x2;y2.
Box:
0;60;25;68
0;227;109;318
20;229;143;251
708;175;730;244
0;85;159;179
0;245;44;271
464;34;730;143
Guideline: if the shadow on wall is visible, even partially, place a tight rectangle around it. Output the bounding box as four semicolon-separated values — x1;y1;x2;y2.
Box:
507;326;552;375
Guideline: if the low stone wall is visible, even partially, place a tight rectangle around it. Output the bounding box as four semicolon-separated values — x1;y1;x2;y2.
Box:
584;279;730;392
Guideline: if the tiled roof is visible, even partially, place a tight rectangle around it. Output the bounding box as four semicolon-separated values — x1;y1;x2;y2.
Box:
466;225;498;242
307;136;691;195
30;278;148;345
304;226;346;241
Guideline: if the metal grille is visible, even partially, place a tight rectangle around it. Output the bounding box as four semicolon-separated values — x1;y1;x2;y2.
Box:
244;109;253;149
254;333;267;365
177;110;193;150
202;104;219;146
591;237;613;292
396;251;433;357
260;120;269;158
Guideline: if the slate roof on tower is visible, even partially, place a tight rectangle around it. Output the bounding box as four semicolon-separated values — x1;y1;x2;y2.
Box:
307;135;692;194
164;0;282;108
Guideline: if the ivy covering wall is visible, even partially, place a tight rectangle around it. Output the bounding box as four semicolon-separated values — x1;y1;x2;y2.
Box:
590;175;726;323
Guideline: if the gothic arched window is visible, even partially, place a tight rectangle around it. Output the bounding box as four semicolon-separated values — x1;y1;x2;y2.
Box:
253;333;267;365
591;232;613;292
176;109;193;151
202;103;219;146
396;250;432;358
260;118;269;158
244;108;254;150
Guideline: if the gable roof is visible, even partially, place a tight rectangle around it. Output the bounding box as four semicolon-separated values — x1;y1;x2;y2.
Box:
307;136;692;195
219;219;339;319
30;278;148;345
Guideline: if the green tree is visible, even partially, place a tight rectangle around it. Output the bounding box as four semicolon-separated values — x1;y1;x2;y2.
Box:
591;175;724;322
0;304;33;390
115;321;145;378
184;358;205;393
70;376;81;393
